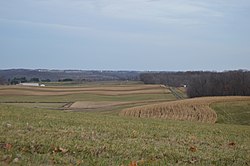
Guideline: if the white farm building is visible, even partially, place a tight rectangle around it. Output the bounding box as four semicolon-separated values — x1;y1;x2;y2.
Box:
19;83;45;87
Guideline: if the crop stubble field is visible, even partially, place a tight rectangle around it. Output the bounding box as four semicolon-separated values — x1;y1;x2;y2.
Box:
0;82;250;165
121;96;250;124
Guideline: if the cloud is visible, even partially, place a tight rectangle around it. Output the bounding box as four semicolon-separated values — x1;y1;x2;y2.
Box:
0;18;178;46
1;0;250;70
2;0;249;47
95;0;248;20
1;0;249;27
66;0;225;24
0;18;91;31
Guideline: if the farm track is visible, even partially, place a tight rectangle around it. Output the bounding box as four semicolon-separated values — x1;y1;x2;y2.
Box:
120;96;250;124
168;87;185;99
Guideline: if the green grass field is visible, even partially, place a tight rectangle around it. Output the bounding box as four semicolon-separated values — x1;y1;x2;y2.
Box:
1;104;250;165
0;83;250;165
211;100;250;126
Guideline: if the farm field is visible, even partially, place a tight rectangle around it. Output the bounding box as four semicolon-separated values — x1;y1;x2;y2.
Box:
211;100;250;125
0;82;250;165
121;96;250;124
0;83;174;104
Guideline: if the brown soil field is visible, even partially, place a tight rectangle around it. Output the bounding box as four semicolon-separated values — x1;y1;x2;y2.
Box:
0;85;170;96
70;101;128;109
120;96;250;124
69;99;173;109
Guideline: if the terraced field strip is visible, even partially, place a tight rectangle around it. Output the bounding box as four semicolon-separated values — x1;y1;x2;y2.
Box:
120;96;250;124
0;85;171;96
0;84;175;110
1;102;68;110
43;81;142;86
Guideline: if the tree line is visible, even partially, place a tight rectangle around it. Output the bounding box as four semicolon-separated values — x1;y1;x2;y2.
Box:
140;70;250;98
6;77;78;85
9;77;52;85
0;76;79;85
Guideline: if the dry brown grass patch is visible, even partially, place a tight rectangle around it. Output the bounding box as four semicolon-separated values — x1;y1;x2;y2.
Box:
70;101;127;109
70;99;174;109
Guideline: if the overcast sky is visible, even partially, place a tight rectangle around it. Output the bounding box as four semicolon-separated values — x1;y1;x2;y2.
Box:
0;0;250;71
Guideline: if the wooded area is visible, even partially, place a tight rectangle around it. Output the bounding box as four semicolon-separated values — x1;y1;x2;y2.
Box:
0;69;140;83
140;70;250;97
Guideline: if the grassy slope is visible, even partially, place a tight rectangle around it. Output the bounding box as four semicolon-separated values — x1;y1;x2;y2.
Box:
211;100;250;126
1;84;250;165
120;96;250;124
1;104;250;165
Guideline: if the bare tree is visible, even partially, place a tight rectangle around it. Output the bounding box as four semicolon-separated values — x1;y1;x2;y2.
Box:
0;76;7;85
140;70;250;98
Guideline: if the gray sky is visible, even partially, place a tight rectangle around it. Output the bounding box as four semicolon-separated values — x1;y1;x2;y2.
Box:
0;0;250;71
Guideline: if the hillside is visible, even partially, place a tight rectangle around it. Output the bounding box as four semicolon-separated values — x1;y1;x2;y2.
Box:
120;96;250;124
0;69;140;82
0;82;249;165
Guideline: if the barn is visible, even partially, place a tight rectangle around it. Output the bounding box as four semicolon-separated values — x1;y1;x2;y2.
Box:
19;83;40;86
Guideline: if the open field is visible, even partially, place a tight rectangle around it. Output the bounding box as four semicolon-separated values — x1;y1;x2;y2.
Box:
211;100;250;125
0;83;250;165
0;104;250;165
0;83;175;104
0;85;170;96
42;81;143;87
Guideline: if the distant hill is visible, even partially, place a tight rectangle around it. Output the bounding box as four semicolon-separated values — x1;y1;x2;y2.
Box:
0;69;140;83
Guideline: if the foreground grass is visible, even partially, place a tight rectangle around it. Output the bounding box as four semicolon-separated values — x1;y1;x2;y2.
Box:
211;100;250;125
1;104;250;165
